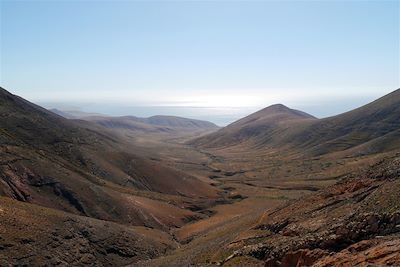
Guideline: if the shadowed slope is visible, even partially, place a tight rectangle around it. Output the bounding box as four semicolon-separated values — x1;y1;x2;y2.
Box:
0;87;219;229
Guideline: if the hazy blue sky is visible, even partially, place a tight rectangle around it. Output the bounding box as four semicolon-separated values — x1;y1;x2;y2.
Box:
0;0;399;125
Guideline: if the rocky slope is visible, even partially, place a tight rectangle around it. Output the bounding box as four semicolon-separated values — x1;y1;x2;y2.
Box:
0;197;178;266
219;155;400;266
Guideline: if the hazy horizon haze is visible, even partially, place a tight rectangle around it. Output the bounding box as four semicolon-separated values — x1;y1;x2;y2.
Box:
1;0;398;125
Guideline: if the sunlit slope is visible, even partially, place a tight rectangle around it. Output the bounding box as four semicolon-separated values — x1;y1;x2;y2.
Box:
189;104;316;148
191;89;400;156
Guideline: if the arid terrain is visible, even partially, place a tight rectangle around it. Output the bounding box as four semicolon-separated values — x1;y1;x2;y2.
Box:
1;87;399;266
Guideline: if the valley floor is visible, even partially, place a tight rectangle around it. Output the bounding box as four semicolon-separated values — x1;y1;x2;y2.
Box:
114;133;400;266
1;120;399;266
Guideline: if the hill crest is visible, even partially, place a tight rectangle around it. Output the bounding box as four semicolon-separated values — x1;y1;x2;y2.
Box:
190;88;400;155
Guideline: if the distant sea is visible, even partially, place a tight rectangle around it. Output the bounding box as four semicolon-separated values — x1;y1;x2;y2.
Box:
41;95;379;126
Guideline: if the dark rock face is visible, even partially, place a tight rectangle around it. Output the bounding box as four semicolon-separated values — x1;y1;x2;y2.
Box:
0;164;87;215
265;249;328;267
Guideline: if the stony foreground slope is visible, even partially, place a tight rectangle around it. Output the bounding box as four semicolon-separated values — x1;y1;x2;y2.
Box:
219;155;400;266
0;197;178;266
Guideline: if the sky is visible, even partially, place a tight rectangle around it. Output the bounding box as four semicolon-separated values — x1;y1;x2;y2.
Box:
0;0;399;125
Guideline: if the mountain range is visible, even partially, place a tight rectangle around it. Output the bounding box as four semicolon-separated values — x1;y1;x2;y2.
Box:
52;109;218;133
